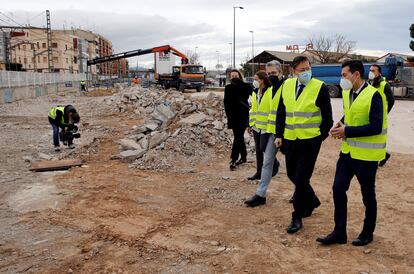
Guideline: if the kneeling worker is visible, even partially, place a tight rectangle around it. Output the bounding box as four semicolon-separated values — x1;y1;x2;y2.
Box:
48;105;80;151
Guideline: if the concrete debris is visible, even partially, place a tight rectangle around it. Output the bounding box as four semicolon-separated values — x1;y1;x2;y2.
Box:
108;86;255;170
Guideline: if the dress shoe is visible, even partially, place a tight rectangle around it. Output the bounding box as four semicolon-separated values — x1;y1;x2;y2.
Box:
244;194;266;207
352;235;373;246
247;173;261;180
378;152;391;167
229;161;236;171
272;159;280;177
235;158;247;166
287;218;302;234
303;198;321;218
316;231;347;245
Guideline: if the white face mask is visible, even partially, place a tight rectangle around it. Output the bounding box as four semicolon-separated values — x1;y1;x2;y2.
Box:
252;80;260;89
368;71;376;80
340;78;353;90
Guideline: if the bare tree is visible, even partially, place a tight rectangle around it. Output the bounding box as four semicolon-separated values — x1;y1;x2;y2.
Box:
187;50;200;64
308;34;356;63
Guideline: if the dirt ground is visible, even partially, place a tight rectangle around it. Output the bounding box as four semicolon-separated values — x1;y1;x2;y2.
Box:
0;89;413;274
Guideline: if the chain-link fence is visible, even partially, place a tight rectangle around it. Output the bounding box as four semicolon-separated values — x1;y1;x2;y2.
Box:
0;71;87;88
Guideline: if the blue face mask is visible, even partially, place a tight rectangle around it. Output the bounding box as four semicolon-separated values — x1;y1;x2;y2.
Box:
298;70;312;85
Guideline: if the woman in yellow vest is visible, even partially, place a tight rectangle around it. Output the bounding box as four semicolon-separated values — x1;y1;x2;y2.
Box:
244;71;278;207
48;105;80;151
274;56;333;234
317;60;386;247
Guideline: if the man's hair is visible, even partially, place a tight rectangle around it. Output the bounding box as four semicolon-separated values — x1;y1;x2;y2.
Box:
371;64;382;74
291;56;310;69
341;60;364;78
266;60;282;70
71;112;80;123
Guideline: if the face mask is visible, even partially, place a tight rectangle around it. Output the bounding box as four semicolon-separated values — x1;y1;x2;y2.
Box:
268;75;279;86
231;78;240;84
368;71;376;80
252;80;260;89
298;70;312;85
340;78;353;90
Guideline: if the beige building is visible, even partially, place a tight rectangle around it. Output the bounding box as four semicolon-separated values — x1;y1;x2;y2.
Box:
2;26;127;77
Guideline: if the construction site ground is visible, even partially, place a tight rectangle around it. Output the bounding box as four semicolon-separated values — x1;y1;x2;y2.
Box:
0;88;413;273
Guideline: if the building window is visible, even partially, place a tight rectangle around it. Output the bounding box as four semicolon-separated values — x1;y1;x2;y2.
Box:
32;57;35;62
37;56;40;63
52;42;58;48
18;45;20;50
65;44;68;50
26;32;29;37
42;43;46;49
73;56;77;63
43;56;47;62
18;57;21;63
24;58;27;64
37;42;40;49
23;45;26;50
53;57;58;62
66;58;68;64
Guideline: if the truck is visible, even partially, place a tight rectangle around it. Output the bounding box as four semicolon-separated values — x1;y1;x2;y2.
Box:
311;56;414;98
87;45;205;92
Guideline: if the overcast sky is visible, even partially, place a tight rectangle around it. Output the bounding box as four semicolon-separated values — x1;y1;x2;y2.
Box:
1;0;413;69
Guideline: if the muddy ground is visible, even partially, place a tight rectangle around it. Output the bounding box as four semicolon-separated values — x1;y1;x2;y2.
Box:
0;89;413;273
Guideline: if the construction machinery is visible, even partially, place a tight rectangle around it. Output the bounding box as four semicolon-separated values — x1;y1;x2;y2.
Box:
87;45;205;92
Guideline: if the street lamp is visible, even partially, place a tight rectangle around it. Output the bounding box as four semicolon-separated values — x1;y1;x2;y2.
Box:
233;6;244;69
228;42;232;68
216;50;220;70
249;30;254;75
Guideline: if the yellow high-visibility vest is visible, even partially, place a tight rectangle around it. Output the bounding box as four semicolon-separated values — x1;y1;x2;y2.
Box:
249;86;273;131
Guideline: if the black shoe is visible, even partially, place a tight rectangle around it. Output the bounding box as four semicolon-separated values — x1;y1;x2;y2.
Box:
316;231;347;245
235;158;247;166
303;198;321;218
244;195;266;207
378;153;391;167
352;235;373;246
247;173;261;180
287;218;302;234
272;159;280;177
230;161;236;171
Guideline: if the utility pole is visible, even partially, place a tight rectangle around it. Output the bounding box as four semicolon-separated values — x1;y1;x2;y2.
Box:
233;6;244;69
46;10;53;72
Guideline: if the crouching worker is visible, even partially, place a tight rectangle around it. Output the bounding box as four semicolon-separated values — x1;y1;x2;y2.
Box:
48;105;80;151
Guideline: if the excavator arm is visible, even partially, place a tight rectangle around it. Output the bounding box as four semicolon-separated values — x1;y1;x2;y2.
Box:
87;44;189;66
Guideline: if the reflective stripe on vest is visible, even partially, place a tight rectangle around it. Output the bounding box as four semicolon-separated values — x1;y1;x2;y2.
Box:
266;86;282;134
341;84;387;161
282;78;323;140
249;87;273;131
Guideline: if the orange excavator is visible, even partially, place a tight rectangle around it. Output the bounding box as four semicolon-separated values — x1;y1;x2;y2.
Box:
87;45;205;92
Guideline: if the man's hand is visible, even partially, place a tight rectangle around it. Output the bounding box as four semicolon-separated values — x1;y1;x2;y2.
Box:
275;138;283;148
330;121;345;139
247;127;252;134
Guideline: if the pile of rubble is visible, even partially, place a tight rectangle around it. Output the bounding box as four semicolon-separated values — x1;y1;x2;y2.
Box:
105;86;255;170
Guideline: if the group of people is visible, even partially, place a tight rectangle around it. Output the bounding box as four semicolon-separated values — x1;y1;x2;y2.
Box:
224;56;394;246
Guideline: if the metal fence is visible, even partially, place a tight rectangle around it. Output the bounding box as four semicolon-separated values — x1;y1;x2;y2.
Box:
0;71;87;88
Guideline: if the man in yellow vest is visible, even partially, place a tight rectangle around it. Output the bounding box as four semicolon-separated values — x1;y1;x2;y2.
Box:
275;56;333;233
244;70;278;207
368;64;394;166
317;60;386;246
48;105;80;151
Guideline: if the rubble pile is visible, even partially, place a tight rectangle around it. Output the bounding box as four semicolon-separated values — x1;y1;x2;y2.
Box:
106;86;255;170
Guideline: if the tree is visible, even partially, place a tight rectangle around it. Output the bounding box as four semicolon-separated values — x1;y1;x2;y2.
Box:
187;50;200;65
409;23;414;63
308;34;356;63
